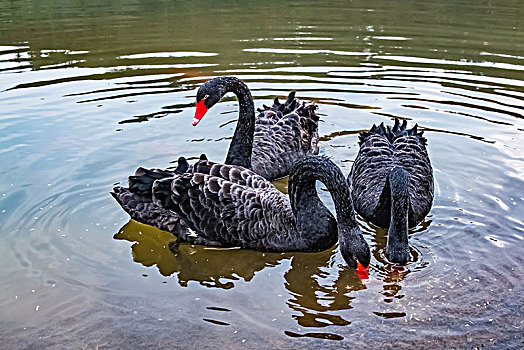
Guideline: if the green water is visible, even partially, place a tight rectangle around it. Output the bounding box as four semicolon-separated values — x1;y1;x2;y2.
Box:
1;1;523;348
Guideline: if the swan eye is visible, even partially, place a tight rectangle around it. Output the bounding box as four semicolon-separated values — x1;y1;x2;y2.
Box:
204;94;209;100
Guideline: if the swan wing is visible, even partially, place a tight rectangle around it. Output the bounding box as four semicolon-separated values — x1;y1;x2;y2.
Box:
252;92;319;180
164;169;295;250
350;125;394;224
192;158;278;192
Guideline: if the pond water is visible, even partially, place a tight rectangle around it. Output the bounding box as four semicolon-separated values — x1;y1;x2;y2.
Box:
1;0;523;348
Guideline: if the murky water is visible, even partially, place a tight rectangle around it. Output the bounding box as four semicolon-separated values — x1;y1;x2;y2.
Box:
1;0;523;348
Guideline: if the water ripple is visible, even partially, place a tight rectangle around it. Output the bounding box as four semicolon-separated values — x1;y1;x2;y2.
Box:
1;1;523;347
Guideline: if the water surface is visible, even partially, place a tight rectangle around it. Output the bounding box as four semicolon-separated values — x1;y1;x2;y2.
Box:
1;0;523;348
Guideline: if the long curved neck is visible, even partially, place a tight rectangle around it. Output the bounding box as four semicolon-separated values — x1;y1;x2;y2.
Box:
221;77;255;169
289;157;359;241
386;167;410;263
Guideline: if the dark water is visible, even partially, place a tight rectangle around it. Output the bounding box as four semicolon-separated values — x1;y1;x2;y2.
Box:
1;0;523;348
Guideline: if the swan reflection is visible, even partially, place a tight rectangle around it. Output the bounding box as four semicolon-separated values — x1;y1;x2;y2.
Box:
115;214;434;328
284;250;366;327
114;220;287;288
362;218;433;306
115;219;370;328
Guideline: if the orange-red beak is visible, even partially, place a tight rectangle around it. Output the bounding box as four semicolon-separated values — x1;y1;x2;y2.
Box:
356;261;369;280
193;98;208;126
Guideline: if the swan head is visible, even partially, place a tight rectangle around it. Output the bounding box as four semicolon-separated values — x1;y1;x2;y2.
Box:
193;78;228;126
338;223;370;270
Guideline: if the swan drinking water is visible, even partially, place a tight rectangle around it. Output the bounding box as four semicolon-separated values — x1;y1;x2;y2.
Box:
349;119;434;264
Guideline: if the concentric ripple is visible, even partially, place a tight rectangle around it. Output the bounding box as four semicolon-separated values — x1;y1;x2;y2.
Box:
1;0;523;348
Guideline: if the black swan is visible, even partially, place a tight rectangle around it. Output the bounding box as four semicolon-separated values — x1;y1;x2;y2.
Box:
147;155;370;269
193;76;319;181
112;76;319;238
348;119;434;264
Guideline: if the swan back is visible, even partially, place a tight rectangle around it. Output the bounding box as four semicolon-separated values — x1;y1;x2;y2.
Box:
252;93;319;180
350;119;434;228
157;159;302;250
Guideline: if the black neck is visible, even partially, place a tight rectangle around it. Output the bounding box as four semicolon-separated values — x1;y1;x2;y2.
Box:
289;157;358;235
219;77;255;169
386;167;410;263
289;156;369;268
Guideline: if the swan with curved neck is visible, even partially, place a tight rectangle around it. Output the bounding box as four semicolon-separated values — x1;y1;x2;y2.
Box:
192;76;319;180
112;77;319;254
152;156;370;269
349;119;433;264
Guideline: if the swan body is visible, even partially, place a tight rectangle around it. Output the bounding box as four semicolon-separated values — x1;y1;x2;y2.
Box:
113;155;370;269
194;76;319;180
113;77;317;231
349;119;434;263
152;156;370;268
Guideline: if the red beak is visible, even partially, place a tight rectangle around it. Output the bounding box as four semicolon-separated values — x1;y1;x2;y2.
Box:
193;98;208;126
356;261;369;280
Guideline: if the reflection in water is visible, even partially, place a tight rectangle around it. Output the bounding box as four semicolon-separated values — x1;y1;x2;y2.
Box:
2;0;524;346
114;220;179;277
115;219;371;330
114;196;437;328
360;219;433;308
114;220;287;288
284;251;366;328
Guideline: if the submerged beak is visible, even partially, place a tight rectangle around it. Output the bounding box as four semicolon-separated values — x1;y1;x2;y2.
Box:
193;98;208;126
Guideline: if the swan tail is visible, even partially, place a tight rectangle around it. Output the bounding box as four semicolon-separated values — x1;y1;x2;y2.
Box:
388;119;427;145
111;186;185;233
126;167;172;197
358;119;426;145
111;157;192;232
257;91;317;121
123;157;188;197
111;186;145;220
358;122;388;145
296;101;319;121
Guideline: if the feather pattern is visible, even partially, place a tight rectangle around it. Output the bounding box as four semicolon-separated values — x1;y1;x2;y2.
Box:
252;93;319;180
349;119;434;229
195;76;319;181
114;156;370;268
163;161;296;249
